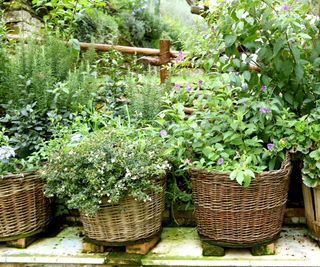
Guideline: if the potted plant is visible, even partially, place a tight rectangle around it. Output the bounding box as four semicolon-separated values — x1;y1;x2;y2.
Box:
42;124;170;242
294;106;320;241
0;128;51;241
163;82;296;246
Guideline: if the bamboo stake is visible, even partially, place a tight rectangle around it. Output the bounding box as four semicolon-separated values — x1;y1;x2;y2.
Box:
7;34;181;57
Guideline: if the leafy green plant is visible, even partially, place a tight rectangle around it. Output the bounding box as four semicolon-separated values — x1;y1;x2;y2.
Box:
126;73;168;122
32;0;107;37
0;126;42;176
42;124;170;215
0;37;102;155
73;10;119;43
162;77;297;186
293;105;320;187
190;0;320;115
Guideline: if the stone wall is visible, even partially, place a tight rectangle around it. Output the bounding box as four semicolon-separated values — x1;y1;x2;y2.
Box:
1;0;43;36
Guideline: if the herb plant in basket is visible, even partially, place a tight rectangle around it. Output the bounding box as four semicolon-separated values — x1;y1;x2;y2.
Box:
294;106;320;241
42;124;170;242
0;128;51;241
163;83;296;247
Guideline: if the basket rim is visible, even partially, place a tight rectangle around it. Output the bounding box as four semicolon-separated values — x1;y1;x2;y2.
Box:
189;153;291;180
0;170;39;180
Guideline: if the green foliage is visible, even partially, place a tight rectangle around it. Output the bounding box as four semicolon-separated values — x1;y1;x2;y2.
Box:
0;37;100;156
192;0;320;115
74;10;120;44
32;0;107;37
32;0;181;48
42;124;171;215
162;76;296;186
0;103;50;157
293;105;320;187
126;73;168;123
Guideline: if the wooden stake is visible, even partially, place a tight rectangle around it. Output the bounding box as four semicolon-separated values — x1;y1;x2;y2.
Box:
159;39;171;84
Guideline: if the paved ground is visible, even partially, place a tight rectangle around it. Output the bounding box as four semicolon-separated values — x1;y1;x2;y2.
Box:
0;226;319;266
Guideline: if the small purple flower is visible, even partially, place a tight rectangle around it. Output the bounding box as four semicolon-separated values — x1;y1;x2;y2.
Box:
198;80;203;86
235;151;240;157
267;143;274;151
174;83;180;89
160;129;168;138
211;26;216;33
217;157;224;165
186;83;191;91
281;3;289;11
261;85;267;92
242;101;247;107
175;51;185;63
259;107;270;113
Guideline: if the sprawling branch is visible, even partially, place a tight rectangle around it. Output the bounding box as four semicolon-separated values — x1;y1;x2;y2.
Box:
185;0;208;17
186;0;196;6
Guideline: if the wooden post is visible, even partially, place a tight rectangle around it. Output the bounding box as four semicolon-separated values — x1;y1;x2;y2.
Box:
159;39;171;84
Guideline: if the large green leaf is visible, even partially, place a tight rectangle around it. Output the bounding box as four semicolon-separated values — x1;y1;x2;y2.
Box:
224;34;237;48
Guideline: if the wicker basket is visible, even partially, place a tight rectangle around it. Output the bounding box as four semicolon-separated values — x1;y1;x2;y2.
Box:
0;172;51;240
190;155;291;246
302;183;320;241
80;178;166;242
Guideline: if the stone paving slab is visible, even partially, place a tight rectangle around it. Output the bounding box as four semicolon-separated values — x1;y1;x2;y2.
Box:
0;227;106;265
143;227;320;266
0;226;319;266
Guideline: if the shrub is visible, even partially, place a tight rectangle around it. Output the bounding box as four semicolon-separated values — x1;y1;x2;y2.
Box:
42;124;170;215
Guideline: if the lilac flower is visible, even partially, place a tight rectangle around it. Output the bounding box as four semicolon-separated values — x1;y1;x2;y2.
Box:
198;80;203;85
186;83;191;91
175;51;185;63
259;107;270;113
174;83;180;89
160;129;168;138
261;85;267;92
242;101;247;107
211;26;216;33
235;151;240;157
0;145;15;161
281;3;289;11
217;158;224;165
267;143;274;151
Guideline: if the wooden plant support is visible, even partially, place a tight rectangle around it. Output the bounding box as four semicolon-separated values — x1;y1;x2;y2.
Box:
1;230;45;249
5;235;39;249
200;236;276;256
82;232;161;255
302;184;320;241
159;39;171;84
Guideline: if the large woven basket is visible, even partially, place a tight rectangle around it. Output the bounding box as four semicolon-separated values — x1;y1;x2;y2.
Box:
0;172;51;240
190;155;291;246
80;178;166;242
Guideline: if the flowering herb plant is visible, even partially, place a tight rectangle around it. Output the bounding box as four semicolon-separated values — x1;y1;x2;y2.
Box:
162;79;296;186
42;124;170;215
293;105;320;187
192;0;320;115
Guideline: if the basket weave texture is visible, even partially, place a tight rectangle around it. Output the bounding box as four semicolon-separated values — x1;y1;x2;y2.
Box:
190;155;292;245
80;178;166;242
0;172;51;239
